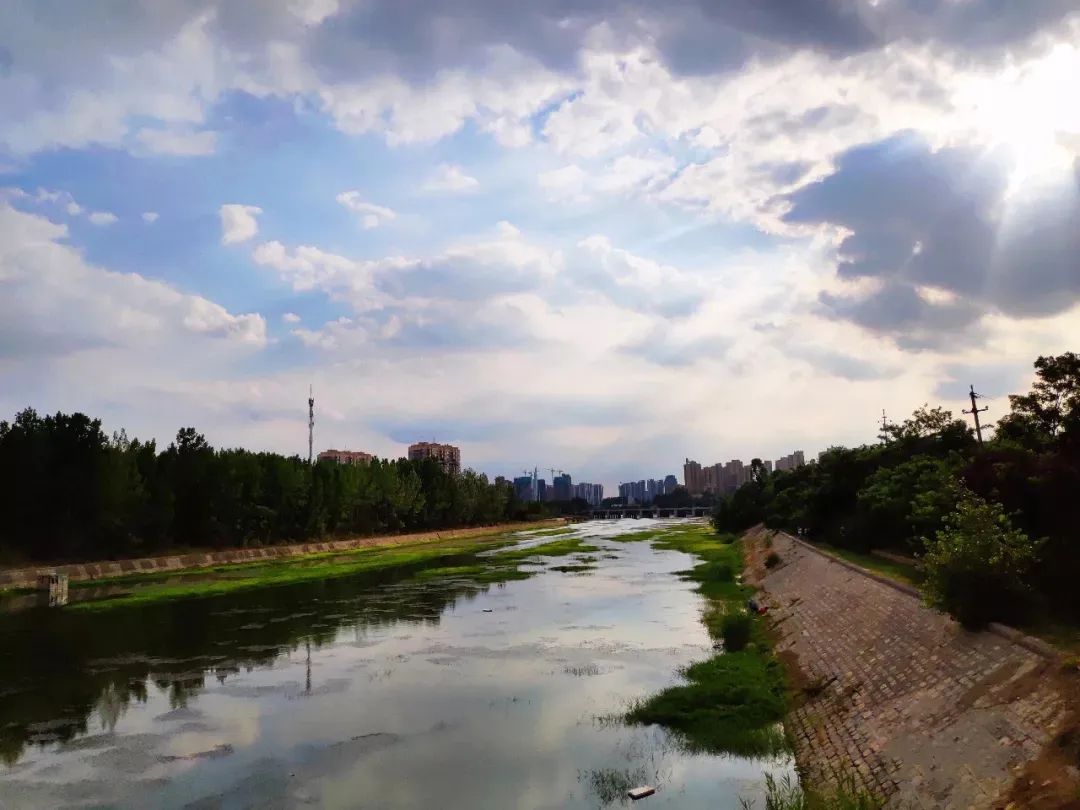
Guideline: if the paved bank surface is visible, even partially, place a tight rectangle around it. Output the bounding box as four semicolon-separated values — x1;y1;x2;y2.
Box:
0;520;565;590
746;528;1070;809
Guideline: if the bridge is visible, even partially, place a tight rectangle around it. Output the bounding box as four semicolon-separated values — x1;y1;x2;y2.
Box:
587;506;712;519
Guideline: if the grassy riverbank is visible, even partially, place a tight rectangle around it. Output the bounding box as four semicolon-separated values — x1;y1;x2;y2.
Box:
625;524;789;757
627;523;882;807
66;534;599;612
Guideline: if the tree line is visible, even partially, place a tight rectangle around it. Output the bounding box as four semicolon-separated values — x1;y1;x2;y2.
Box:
713;352;1080;628
0;415;529;564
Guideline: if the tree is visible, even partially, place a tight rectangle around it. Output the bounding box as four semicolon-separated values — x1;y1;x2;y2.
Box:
996;352;1080;447
921;486;1042;628
855;456;962;552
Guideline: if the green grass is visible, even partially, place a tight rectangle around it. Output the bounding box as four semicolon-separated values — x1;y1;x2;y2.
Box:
623;523;789;757
1016;617;1080;655
627;650;788;757
67;536;519;612
62;532;604;612
814;544;921;587
549;564;595;574
491;537;599;562
519;526;576;538
740;773;882;810
412;564;532;584
607;528;668;543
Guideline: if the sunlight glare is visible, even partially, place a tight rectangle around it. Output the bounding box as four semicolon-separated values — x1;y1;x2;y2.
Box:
961;44;1080;192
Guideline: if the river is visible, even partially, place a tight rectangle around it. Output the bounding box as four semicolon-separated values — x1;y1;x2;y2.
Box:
0;519;794;808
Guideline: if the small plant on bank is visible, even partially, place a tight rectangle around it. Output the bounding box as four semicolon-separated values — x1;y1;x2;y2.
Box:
740;772;882;810
721;611;753;652
765;552;782;569
920;485;1042;628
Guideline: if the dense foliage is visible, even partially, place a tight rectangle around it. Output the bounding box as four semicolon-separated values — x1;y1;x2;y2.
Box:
921;486;1041;628
0;412;522;563
713;352;1080;624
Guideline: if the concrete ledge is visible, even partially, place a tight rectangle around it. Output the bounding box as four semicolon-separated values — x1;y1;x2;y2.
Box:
784;533;921;599
778;532;1061;662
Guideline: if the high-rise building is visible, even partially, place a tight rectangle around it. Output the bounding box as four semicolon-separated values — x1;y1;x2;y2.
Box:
722;459;747;493
537;479;548;501
774;451;806;472
408;442;460;475
763;460;773;474
683;459;704;494
553;473;572;501
513;476;533;501
664;474;678;494
317;449;373;465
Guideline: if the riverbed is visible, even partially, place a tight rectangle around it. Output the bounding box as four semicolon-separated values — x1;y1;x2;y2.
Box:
0;519;794;808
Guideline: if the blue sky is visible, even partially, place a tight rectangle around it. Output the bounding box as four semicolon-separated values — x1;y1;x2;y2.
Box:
1;1;1079;490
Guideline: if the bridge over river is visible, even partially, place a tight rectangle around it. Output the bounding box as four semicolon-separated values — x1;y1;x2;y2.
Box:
587;506;712;519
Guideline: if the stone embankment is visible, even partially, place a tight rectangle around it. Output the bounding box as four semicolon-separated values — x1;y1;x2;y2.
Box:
746;528;1074;809
0;520;564;590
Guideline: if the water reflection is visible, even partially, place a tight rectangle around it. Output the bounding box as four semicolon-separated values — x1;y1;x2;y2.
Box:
0;520;794;808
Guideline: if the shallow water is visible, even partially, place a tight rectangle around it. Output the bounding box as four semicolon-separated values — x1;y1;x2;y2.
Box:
0;519;793;808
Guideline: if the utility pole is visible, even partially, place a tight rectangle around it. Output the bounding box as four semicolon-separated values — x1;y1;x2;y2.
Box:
880;409;889;432
963;384;988;444
308;385;315;464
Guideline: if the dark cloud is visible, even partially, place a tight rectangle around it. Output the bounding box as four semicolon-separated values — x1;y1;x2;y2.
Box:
785;134;1080;345
301;1;1080;83
5;0;1077;93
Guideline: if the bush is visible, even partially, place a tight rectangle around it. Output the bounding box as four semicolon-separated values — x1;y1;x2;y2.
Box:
921;486;1042;628
765;552;781;569
721;611;753;652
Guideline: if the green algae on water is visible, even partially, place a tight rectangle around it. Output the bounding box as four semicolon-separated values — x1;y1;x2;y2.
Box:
623;523;790;757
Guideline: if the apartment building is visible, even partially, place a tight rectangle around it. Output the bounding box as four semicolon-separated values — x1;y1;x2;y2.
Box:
407;441;461;475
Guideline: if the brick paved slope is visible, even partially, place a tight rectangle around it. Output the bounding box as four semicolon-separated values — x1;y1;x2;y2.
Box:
748;529;1067;809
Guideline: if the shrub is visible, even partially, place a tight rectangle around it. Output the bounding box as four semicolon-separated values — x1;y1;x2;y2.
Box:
921;486;1042;628
721;611;753;652
765;552;781;569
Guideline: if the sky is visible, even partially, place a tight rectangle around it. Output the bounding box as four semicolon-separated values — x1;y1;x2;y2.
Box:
1;1;1079;490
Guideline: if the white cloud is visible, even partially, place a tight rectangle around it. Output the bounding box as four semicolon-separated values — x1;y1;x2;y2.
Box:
220;204;263;245
142;211;159;223
282;311;301;323
4;186;121;226
335;191;395;229
88;211;118;226
537;165;588;200
135;127;218;156
423;164;480;193
0;203;267;354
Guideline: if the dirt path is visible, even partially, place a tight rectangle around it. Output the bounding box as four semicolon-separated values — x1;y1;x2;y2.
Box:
744;528;1077;808
0;520;567;590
